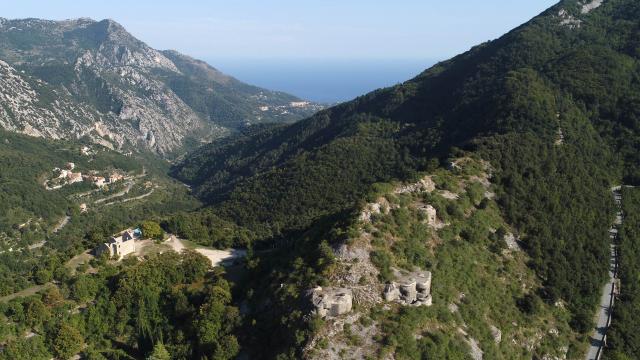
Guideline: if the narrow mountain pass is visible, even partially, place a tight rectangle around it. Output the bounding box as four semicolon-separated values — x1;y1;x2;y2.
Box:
585;187;623;360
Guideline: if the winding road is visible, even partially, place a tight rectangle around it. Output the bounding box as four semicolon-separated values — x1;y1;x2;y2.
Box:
102;186;157;207
93;181;134;204
585;187;622;360
28;215;71;250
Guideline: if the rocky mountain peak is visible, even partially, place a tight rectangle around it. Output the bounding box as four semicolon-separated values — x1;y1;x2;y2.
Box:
74;20;180;73
93;18;140;46
0;17;322;157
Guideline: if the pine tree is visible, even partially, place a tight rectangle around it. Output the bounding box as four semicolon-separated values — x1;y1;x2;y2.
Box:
148;342;171;360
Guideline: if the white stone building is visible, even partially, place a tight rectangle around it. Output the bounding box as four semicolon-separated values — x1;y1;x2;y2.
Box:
95;229;140;259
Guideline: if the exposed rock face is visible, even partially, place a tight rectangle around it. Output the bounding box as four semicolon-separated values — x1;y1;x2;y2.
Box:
384;269;432;307
457;328;484;360
558;9;582;28
0;17;322;156
0;18;213;155
309;287;353;318
490;325;502;344
557;0;604;29
418;204;438;228
0;60;104;141
395;176;435;194
359;202;382;223
503;232;522;251
581;0;604;14
74;47;216;155
359;197;394;223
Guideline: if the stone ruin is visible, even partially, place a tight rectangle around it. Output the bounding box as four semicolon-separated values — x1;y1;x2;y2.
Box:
309;287;353;318
384;269;432;307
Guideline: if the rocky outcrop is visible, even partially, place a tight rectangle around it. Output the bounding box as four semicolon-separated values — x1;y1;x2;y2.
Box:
384;270;432;307
490;325;502;344
394;176;435;194
558;9;582;28
0;60;103;140
581;0;604;14
503;232;522;251
418;204;439;228
309;287;353;318
557;0;604;29
359;198;394;223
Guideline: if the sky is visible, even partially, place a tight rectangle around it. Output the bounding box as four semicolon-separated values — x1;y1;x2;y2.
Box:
1;0;559;61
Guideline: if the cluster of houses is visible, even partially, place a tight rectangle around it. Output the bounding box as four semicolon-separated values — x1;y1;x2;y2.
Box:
55;162;83;184
289;101;310;108
258;101;320;115
51;162;125;188
95;228;142;259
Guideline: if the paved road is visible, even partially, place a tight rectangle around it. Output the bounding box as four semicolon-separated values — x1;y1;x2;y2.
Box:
102;187;156;206
585;188;622;360
94;181;134;204
0;283;54;303
27;215;71;250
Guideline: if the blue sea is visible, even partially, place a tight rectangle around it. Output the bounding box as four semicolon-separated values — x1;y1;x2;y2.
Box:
209;59;436;104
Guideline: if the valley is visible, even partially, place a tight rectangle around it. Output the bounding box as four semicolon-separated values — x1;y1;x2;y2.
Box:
1;0;640;359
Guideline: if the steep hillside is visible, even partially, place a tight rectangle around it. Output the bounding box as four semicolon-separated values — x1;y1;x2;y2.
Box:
0;18;322;156
175;0;638;227
173;0;639;357
304;158;582;359
0;129;200;296
0;129;138;232
161;51;324;128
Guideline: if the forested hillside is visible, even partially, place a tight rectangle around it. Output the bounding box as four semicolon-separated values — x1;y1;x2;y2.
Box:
2;0;640;359
173;0;640;357
0;130;139;232
606;187;640;359
0;251;239;360
0;129;200;297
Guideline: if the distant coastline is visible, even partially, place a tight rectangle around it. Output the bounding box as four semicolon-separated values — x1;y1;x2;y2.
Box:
211;58;436;104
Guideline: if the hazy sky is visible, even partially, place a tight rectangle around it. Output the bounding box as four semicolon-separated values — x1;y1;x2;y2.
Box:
2;0;558;60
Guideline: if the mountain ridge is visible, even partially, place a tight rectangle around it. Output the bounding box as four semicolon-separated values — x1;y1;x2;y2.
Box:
0;17;323;156
172;0;640;357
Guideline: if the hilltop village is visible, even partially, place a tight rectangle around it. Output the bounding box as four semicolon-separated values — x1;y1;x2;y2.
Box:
45;161;125;190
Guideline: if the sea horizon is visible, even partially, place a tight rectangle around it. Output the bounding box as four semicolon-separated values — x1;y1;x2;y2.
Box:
208;58;438;104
